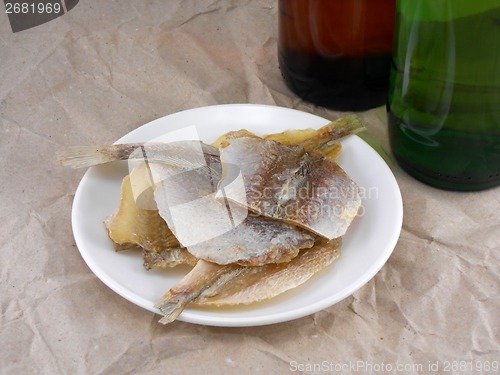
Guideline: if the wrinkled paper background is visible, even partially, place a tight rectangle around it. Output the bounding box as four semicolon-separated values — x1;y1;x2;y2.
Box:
1;1;499;374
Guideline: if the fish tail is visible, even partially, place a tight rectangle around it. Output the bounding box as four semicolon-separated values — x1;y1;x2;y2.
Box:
155;292;188;324
153;260;232;324
58;142;221;171
328;114;366;138
57;144;143;169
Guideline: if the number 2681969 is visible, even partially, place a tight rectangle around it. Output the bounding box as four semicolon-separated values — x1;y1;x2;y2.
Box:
5;2;62;14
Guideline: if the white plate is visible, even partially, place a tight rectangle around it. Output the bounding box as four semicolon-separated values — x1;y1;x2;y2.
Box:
72;104;403;327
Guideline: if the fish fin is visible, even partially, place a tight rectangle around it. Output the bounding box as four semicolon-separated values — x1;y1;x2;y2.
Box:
334;114;366;136
310;115;366;145
261;114;365;153
153;260;230;324
155;264;243;323
57;144;142;168
155;292;187;324
58;142;221;173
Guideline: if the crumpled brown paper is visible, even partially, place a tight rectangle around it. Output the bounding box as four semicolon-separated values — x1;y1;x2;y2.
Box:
1;1;499;374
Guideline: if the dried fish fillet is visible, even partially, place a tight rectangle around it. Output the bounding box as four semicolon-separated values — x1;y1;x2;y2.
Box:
155;260;237;324
185;212;315;266
104;164;180;252
61;118;362;262
105;164;198;269
154;238;341;323
58;116;366;325
263;114;364;153
58;141;219;171
211;115;365;160
195;238;341;306
62;139;315;266
218;137;361;239
57;115;363;170
151;161;316;266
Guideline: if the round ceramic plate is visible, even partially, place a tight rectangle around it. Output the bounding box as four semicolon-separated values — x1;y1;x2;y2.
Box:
71;104;403;327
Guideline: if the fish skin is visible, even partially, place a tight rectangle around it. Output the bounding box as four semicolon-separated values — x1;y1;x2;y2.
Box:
57;115;364;170
210;114;365;154
186;212;315;266
99;143;315;267
217;137;361;240
262;114;365;152
155;260;237;324
194;238;342;306
154;238;341;323
150;157;316;266
92;116;362;263
57;141;220;171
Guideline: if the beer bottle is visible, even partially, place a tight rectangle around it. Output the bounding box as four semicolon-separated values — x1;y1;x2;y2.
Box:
388;0;500;190
278;0;396;111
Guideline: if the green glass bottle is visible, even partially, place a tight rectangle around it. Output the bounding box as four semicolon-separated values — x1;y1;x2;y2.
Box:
388;0;500;190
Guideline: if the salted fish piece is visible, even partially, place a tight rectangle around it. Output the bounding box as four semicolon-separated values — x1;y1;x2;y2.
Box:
104;164;180;252
211;114;365;155
217;137;361;240
60;139;315;266
263;114;364;156
58;141;219;170
194;238;341;306
150;160;315;266
57;115;364;170
104;164;198;268
185;212;315;266
155;259;239;324
155;238;341;323
59;116;362;263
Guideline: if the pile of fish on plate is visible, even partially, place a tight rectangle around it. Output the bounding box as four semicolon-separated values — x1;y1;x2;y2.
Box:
58;115;364;324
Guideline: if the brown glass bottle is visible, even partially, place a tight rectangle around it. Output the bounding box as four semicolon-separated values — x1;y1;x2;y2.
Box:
278;0;396;111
